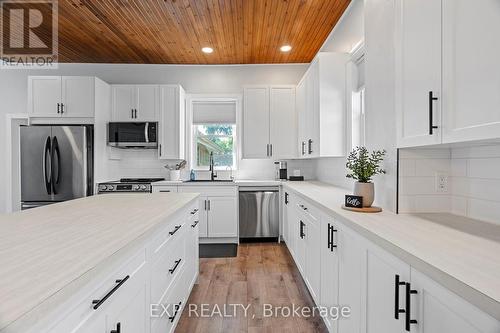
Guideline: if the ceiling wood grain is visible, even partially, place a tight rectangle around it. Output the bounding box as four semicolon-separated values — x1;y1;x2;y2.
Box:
55;0;351;64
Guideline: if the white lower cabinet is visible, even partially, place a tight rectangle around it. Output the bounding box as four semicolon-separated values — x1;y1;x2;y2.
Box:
284;189;500;333
47;202;199;333
410;268;500;333
178;186;238;240
365;242;410;333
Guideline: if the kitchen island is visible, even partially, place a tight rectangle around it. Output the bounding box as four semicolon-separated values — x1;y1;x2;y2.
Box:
0;193;200;333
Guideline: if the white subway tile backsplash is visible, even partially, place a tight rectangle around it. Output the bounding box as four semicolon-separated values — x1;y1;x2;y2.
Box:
399;144;500;223
467;198;500;225
414;159;450;177
468;158;500;179
450;159;467;177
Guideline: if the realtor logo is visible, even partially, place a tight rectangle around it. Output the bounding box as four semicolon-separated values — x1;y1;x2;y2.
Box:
1;0;58;68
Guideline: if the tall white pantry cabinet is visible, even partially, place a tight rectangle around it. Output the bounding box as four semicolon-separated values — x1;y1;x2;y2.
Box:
396;0;500;148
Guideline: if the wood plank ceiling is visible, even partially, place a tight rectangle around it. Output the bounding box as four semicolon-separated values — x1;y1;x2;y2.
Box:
57;0;351;64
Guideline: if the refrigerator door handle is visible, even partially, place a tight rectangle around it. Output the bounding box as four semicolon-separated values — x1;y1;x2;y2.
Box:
51;136;61;194
43;136;52;195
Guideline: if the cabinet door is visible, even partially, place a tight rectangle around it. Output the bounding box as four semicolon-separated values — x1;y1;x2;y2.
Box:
320;218;339;332
207;196;238;237
442;0;500;143
28;76;61;117
106;283;148;333
295;216;307;275
198;196;209;237
305;216;321;303
243;87;270;159
296;80;307;157
336;226;364;333
365;242;410;333
395;0;442;148
270;86;297;159
159;85;185;159
61;77;94;118
410;268;500;333
112;85;136;121
307;61;320;157
186;217;200;288
136;85;159;121
282;192;288;243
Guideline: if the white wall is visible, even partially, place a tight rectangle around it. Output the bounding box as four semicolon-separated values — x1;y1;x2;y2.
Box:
400;145;500;225
316;0;398;212
1;63;308;213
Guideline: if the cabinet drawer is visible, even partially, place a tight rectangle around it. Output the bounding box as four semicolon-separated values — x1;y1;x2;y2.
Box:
48;248;147;333
295;197;320;222
151;218;186;262
151;234;186;305
178;185;237;197
152;186;178;193
151;266;187;333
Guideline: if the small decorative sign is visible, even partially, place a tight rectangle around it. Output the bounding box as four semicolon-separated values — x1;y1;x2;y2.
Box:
345;195;363;208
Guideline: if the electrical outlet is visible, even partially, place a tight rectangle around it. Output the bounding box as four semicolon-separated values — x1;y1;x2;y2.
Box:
435;173;449;193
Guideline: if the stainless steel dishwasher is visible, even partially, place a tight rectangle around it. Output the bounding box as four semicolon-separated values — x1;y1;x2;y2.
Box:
239;187;279;241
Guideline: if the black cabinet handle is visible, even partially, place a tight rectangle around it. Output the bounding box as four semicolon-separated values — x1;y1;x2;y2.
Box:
394;274;406;319
61;103;64;114
301;141;306;155
190;209;198;215
92;275;130;310
134;109;138;118
405;282;418;331
169;259;182;274
308;139;313;154
159;190;171;192
328;224;337;251
57;103;60;113
169;225;182;236
208;200;211;211
110;322;121;333
428;91;438;135
169;301;182;322
285;192;289;205
299;220;305;239
191;220;199;228
269;144;273;156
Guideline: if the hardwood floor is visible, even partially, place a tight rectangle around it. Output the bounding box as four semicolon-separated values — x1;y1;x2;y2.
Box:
176;243;328;333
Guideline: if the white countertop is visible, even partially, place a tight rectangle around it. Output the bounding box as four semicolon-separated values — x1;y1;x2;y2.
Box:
153;179;283;186
282;181;500;320
0;193;198;330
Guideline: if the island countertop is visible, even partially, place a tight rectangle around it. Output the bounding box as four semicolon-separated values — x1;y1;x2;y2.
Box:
0;193;199;330
282;181;500;320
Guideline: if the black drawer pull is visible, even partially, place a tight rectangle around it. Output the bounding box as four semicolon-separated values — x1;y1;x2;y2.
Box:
159;190;171;193
169;225;182;235
405;282;418;331
285;192;289;205
299;220;305;239
92;275;130;310
191;220;199;228
169;301;182;322
394;274;406;319
169;259;182;274
110;322;121;333
190;209;198;215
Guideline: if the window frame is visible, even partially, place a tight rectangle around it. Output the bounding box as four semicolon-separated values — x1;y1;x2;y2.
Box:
186;95;242;171
192;124;237;170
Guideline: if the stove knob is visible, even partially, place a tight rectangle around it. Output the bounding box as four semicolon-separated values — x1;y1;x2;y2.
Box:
140;185;147;190
107;185;114;191
98;185;107;191
132;185;139;191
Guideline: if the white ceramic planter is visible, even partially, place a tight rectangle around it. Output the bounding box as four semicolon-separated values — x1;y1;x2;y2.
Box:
354;182;374;207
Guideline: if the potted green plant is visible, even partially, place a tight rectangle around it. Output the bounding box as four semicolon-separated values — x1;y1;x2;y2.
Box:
346;147;386;207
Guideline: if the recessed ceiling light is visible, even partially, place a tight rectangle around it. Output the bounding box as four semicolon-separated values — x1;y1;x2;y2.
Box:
280;45;292;52
202;47;213;54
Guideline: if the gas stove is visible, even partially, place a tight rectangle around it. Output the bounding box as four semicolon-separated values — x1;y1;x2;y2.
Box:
97;178;165;194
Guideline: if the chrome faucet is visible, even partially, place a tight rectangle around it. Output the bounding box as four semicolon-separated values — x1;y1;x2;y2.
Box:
209;152;217;181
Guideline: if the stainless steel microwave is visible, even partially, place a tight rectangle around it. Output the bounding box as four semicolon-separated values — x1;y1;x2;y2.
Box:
107;122;158;148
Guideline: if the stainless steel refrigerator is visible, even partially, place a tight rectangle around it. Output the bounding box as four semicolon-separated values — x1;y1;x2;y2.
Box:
20;125;93;209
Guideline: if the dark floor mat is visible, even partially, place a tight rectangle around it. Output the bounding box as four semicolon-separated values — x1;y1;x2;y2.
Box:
199;244;238;258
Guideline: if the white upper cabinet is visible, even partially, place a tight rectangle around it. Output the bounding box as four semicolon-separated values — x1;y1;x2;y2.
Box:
441;0;500;143
396;0;500;147
243;86;270;159
297;52;348;158
243;85;296;159
112;85;159;122
28;76;95;118
395;0;442;148
159;85;185;159
270;86;297;159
